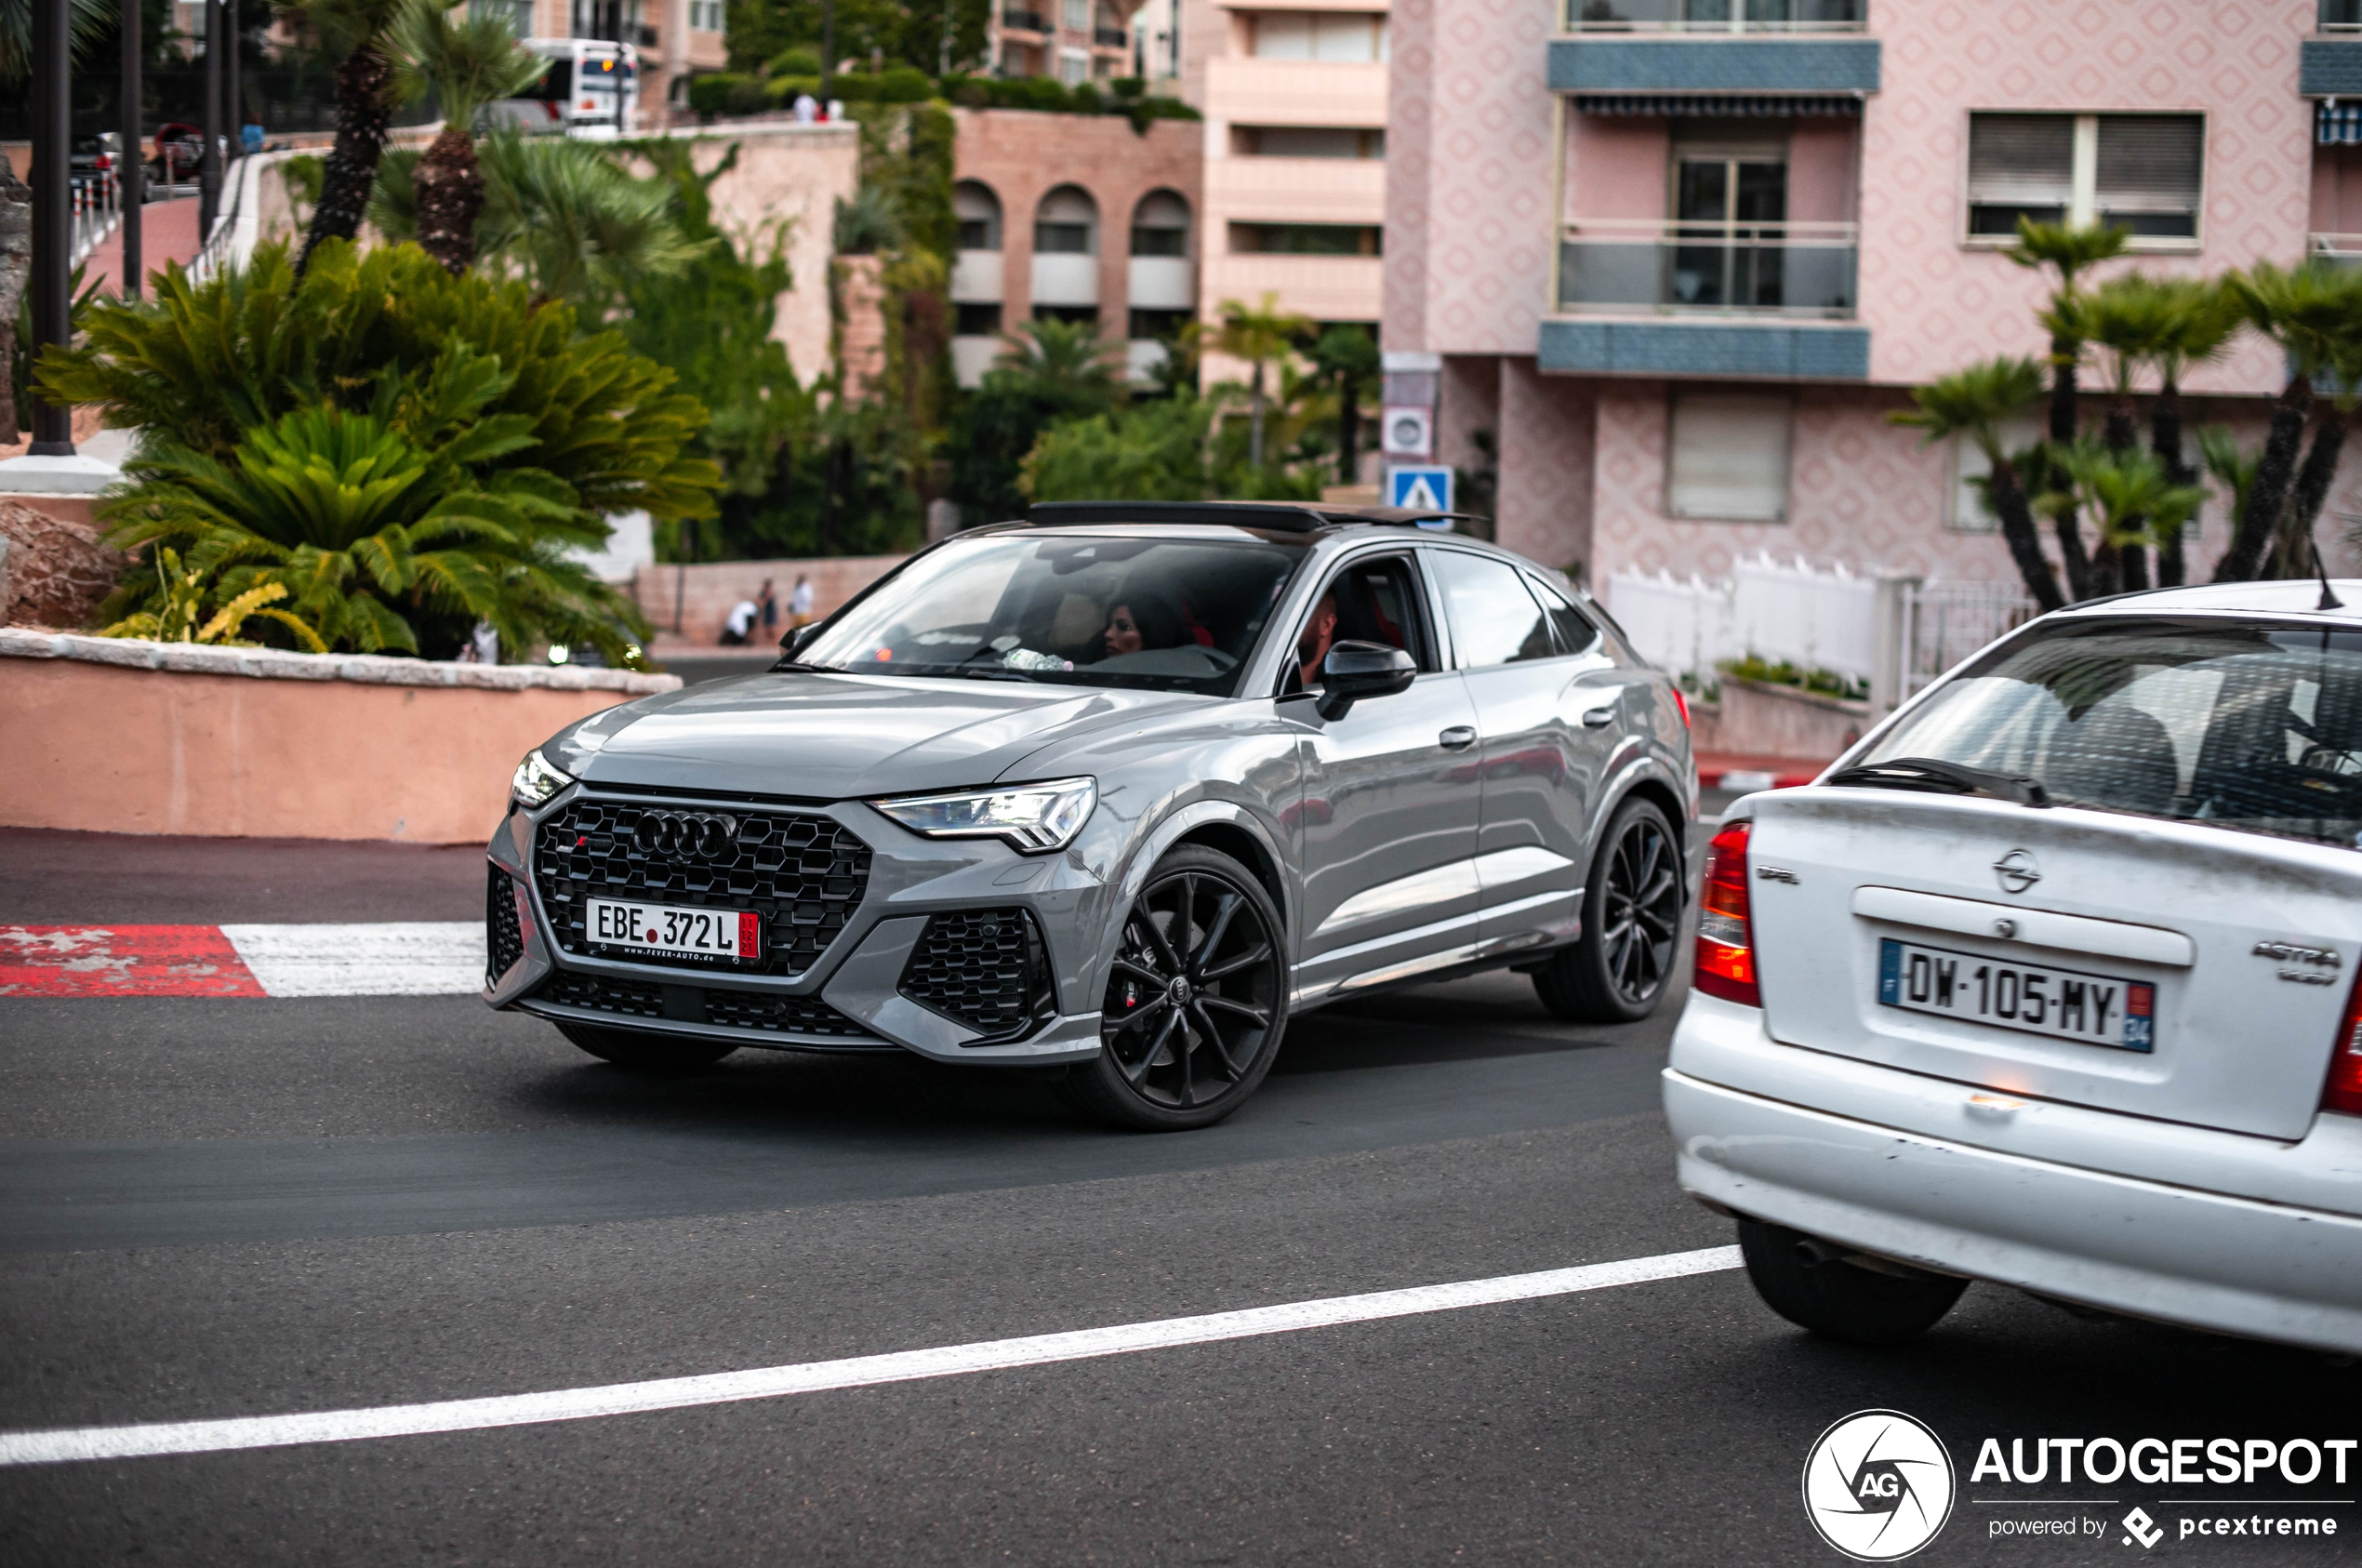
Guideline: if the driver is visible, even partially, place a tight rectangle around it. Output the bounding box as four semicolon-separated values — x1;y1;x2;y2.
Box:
1294;590;1339;689
1101;589;1184;659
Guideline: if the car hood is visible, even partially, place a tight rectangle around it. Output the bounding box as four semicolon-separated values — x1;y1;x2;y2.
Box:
545;670;1211;799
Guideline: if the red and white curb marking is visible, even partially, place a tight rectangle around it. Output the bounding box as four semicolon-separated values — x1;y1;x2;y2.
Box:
0;924;484;999
0;1245;1743;1467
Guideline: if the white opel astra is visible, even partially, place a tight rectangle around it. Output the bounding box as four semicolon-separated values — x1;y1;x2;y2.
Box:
1665;579;2362;1352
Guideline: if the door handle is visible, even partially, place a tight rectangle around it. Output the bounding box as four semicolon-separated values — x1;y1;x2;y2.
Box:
1581;707;1616;728
1438;725;1478;751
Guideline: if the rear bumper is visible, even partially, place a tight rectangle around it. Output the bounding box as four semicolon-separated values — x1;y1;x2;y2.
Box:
1664;996;2362;1355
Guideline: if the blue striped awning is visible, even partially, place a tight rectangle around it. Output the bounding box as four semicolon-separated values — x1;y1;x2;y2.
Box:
1573;93;1863;117
2321;100;2362;144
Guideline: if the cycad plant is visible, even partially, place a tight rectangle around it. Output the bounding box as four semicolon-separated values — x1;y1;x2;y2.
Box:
391;0;550;274
100;400;638;660
1889;356;2062;612
99;547;327;650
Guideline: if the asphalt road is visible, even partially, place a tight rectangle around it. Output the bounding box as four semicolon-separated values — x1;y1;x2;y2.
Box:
1;830;2353;1566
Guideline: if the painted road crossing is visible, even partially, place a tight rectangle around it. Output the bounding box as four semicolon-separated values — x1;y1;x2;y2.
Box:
0;923;484;998
0;1246;1743;1467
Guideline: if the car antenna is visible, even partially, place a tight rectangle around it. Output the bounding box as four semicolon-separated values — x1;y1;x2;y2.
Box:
2312;540;2345;612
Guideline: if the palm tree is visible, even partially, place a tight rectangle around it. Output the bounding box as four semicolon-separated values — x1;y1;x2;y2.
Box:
2007;219;2129;599
1307;323;1379;484
993;316;1121;400
391;0;549;274
280;0;410;275
0;0;106;84
1890;356;2063;611
2139;276;2241;586
1213;293;1310;469
2048;436;2204;599
2214;261;2362;582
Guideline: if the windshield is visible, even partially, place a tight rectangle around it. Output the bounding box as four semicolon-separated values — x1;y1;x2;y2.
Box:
797;534;1305;695
1863;617;2362;848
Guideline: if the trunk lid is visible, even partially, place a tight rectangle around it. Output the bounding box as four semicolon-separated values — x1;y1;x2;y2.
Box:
1745;789;2362;1140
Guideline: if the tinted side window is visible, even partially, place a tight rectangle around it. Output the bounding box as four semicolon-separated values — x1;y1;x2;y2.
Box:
1525;573;1599;657
1432;551;1554;668
1281;554;1431;693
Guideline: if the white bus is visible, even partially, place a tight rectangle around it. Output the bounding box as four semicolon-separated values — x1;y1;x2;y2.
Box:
487;39;642;139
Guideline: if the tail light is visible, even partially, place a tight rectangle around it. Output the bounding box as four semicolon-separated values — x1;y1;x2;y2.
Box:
1694;820;1758;1006
2324;973;2362;1116
1671;686;1692;729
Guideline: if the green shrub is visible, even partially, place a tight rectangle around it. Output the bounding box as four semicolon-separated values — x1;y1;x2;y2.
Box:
688;71;766;117
767;46;820;75
876;64;933;102
763;72;821;104
41;239;719;658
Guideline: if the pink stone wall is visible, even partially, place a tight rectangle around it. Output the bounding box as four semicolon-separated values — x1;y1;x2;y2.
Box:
1496;359;1593;576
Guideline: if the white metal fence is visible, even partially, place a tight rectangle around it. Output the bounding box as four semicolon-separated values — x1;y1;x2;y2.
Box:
1605;555;2039;711
1900;579;2039;698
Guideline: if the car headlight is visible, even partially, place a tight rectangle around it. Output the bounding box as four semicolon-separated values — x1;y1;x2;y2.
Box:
511;747;573;808
870;777;1096;853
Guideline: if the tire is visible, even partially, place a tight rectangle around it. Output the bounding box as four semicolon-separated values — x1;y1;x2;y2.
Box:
1061;844;1289;1132
1532;796;1684;1023
556;1021;737;1073
1736;1217;1970;1347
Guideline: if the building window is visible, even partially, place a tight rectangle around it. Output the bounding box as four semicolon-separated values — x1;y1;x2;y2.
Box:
684;0;722;29
2326;1;2362;30
1250;11;1388;62
1058;48;1089;84
1666;394;1791;522
1035;304;1100;326
1966;113;2202;243
1130;308;1192;339
1229;222;1382;256
955;302;1004;336
955;181;1002;250
1233;126;1386;159
1062;0;1089;28
1131;191;1191;256
1035;186;1096;254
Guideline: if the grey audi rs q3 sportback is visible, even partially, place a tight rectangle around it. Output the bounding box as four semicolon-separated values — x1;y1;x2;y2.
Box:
484;501;1697;1129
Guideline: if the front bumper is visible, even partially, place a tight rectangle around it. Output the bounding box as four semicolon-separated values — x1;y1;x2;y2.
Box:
483;788;1108;1066
1665;992;2362;1354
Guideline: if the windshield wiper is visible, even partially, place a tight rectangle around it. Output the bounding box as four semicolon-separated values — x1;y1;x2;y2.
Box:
949;667;1037;683
769;659;841;673
1825;756;2052;808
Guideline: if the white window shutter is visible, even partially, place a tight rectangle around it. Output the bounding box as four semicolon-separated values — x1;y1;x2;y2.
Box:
1668;395;1793;522
1966;114;2076;209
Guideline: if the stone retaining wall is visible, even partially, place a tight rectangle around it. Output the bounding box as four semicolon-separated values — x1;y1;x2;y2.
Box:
0;630;680;844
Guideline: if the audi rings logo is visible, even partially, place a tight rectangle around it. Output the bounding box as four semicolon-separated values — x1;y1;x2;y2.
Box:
1803;1409;1957;1561
633;811;739;860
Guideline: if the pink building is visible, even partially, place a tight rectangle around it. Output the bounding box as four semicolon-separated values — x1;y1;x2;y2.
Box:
1384;0;2362;591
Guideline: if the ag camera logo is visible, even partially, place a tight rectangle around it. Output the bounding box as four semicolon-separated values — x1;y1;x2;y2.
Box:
1803;1409;1957;1561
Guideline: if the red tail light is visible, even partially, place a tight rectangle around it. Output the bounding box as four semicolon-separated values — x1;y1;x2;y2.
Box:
2325;973;2362;1116
1671;686;1692;729
1693;819;1758;1006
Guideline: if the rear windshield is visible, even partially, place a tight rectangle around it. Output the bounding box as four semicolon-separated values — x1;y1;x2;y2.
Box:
1863;617;2362;849
799;534;1304;696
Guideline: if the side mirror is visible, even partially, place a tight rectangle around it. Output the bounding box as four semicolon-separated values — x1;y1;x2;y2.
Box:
1316;640;1417;722
781;621;823;658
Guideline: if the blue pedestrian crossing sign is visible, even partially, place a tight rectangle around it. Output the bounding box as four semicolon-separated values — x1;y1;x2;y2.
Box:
1386;465;1453;515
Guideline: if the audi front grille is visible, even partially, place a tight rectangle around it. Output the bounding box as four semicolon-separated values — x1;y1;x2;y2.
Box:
531;798;872;978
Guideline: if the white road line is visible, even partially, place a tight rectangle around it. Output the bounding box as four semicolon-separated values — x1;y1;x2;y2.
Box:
0;1245;1742;1468
220;923;484;998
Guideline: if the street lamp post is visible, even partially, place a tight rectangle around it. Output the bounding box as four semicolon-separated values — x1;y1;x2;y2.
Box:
199;0;223;241
28;0;72;455
228;0;242;166
120;0;143;299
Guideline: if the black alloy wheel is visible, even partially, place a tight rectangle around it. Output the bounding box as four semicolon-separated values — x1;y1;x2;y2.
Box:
1533;797;1684;1023
1065;844;1288;1130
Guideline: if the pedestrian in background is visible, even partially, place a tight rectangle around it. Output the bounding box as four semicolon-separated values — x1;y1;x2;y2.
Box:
758;578;778;637
792;91;817;125
790;573;815;628
720;597;760;646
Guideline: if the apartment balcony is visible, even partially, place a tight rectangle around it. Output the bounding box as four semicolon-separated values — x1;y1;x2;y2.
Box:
951;250;1003;304
2302;35;2362;97
1201;253;1382;324
1550;1;1878;99
1095;26;1128;47
1545;219;1866;377
1206;156;1387;225
1002;7;1049;35
1203;59;1387;129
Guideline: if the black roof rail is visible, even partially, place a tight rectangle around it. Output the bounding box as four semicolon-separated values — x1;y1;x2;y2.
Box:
1022;500;1493;533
